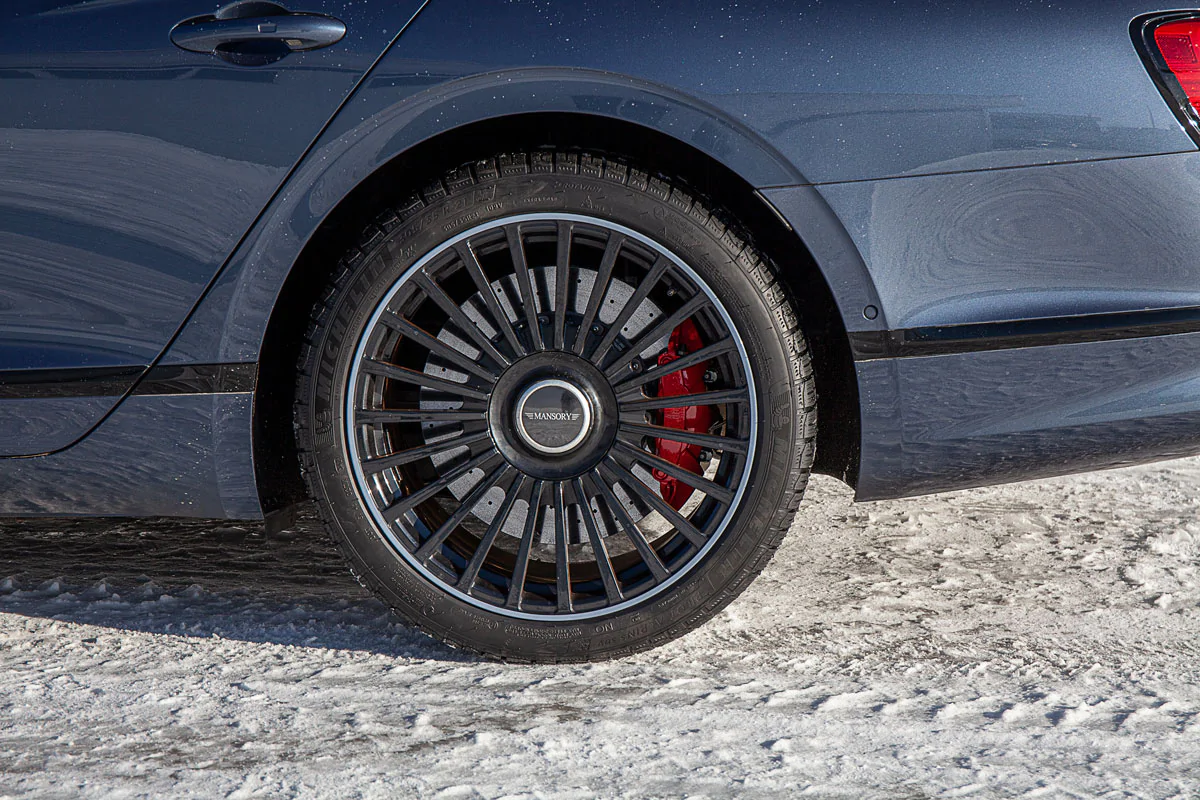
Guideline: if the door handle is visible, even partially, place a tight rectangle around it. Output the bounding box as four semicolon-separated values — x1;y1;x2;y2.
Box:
170;1;345;59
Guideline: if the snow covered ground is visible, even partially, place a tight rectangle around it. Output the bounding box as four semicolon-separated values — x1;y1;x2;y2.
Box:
2;459;1199;799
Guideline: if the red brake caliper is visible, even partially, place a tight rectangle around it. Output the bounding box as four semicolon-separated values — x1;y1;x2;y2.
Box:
652;319;714;510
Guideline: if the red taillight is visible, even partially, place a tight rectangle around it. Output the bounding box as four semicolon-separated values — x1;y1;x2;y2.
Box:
1155;21;1200;111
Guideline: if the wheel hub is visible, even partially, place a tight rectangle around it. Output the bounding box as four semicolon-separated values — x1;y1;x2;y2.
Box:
488;351;618;480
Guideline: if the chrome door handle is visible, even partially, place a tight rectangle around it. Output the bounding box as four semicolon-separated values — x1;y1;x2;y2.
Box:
170;1;345;59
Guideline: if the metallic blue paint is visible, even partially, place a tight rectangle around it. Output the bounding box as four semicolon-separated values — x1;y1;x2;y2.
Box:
0;393;257;518
856;332;1200;500
4;1;1200;515
350;0;1195;184
817;153;1200;331
0;398;116;455
0;0;426;454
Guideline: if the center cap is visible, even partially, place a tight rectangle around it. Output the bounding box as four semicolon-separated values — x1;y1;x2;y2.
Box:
488;351;618;480
514;379;592;455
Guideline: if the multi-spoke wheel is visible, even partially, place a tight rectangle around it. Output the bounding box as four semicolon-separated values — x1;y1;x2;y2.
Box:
297;152;816;661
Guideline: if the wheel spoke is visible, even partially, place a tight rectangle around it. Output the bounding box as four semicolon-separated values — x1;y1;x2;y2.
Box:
588;469;670;583
553;221;572;351
505;224;544;351
611;439;735;506
383;448;500;522
613;338;738;392
604;294;710;381
553;480;572;613
360;358;489;402
379;311;499;382
360;431;491;474
455;242;526;358
573;231;623;355
416;463;515;562
505;479;545;610
588;255;670;364
599;458;707;548
618;421;749;455
573;478;623;604
618;387;748;413
413;271;512;368
456;473;529;592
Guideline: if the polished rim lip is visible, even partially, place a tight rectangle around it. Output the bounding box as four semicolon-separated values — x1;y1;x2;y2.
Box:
514;378;593;455
344;212;758;622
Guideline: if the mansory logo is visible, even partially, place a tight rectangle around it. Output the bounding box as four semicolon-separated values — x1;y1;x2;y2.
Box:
523;410;582;422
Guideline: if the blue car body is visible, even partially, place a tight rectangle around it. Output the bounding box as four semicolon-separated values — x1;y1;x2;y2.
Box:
3;0;1200;516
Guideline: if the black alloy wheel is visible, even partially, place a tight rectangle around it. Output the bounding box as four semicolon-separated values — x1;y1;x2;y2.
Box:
296;151;816;661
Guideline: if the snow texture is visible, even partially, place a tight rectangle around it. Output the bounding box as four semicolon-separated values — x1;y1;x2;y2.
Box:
2;459;1200;798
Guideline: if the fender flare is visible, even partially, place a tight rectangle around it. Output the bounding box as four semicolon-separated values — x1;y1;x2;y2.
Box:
161;67;885;365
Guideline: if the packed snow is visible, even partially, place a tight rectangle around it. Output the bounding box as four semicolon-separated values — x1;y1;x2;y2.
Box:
2;458;1199;798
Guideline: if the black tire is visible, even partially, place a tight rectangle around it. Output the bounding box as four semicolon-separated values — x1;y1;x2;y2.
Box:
295;151;816;662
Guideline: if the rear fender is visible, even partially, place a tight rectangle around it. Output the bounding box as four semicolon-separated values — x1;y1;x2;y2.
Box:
160;67;883;364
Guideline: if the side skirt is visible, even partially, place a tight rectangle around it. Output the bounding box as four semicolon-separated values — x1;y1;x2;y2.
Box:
855;327;1200;500
0;387;260;519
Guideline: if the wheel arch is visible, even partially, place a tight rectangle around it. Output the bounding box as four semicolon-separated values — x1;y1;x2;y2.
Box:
248;112;862;514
